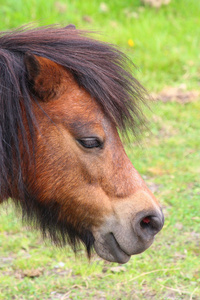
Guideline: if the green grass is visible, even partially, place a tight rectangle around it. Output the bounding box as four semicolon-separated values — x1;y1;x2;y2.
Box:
0;0;200;299
0;0;200;91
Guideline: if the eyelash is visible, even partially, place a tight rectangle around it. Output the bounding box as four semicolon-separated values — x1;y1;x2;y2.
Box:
77;137;103;149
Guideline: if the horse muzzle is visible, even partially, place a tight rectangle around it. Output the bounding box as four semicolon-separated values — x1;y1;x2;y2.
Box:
93;192;164;263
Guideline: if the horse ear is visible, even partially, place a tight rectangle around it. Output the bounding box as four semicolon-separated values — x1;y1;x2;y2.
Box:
24;52;40;83
24;53;62;101
64;24;76;30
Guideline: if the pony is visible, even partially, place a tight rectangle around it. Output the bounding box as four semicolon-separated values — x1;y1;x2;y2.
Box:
0;25;164;263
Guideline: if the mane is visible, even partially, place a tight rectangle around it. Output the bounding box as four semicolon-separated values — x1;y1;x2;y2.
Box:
0;25;147;254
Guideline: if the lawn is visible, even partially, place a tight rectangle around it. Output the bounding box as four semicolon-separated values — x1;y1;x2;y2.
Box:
0;0;199;299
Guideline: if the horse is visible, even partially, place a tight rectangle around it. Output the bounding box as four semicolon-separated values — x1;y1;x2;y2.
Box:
0;25;164;264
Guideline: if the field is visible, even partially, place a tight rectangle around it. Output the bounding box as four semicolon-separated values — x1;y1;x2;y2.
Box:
0;0;199;299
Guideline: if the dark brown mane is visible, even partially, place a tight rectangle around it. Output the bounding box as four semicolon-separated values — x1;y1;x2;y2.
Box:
0;25;147;255
0;25;147;132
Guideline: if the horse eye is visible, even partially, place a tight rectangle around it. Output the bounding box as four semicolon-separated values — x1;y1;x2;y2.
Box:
77;137;103;149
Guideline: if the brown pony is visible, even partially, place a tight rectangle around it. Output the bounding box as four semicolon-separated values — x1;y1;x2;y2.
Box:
0;25;164;263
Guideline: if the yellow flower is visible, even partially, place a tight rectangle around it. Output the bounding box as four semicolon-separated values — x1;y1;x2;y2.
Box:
128;39;134;47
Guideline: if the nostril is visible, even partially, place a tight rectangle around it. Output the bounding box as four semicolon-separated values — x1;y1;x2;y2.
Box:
141;216;151;226
136;213;164;239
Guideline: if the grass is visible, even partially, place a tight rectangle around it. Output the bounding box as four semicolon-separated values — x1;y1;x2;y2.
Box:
0;0;200;299
0;0;200;91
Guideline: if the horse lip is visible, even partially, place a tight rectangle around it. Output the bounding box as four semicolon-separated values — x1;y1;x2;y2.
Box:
106;232;131;264
94;229;154;263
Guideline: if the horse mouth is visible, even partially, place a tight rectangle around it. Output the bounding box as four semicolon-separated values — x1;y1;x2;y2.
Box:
108;233;131;263
94;232;131;264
